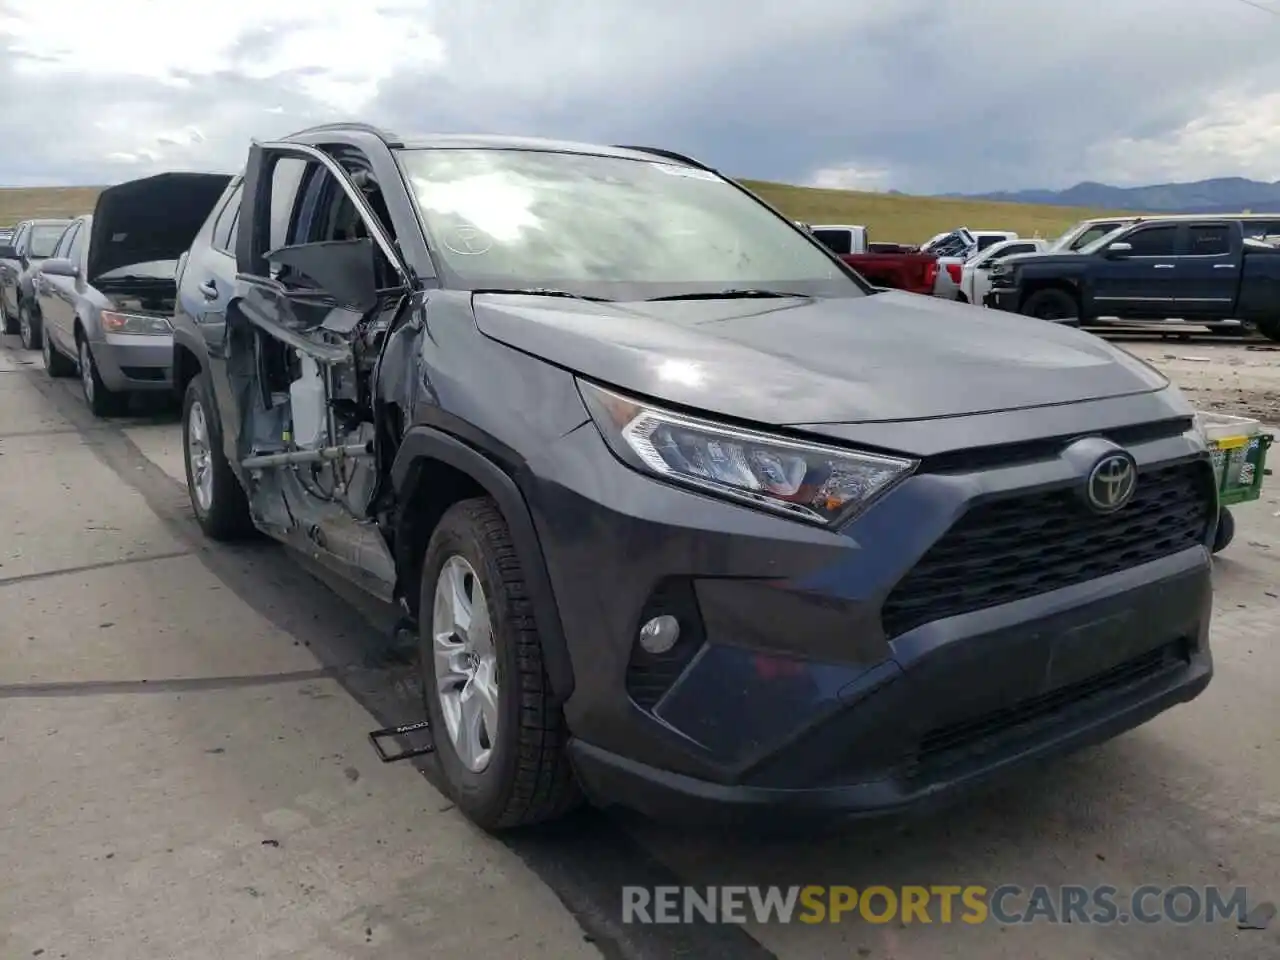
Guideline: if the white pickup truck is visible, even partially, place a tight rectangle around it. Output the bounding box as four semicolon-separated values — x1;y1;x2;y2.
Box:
957;236;1049;304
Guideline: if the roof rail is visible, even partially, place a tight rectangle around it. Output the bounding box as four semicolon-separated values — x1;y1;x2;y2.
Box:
612;145;711;170
284;122;403;148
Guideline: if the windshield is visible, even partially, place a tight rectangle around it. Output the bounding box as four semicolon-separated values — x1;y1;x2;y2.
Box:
1076;226;1129;255
397;148;860;300
27;224;68;258
1049;220;1129;252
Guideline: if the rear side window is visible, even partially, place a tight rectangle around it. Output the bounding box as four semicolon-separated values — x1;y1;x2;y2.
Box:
1187;225;1230;256
975;235;1003;251
1125;226;1177;256
812;229;852;255
211;184;243;254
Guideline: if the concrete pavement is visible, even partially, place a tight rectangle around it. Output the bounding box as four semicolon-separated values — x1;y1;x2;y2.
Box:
3;332;1279;960
0;341;602;960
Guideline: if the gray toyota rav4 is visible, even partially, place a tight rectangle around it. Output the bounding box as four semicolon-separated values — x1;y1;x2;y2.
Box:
171;124;1215;831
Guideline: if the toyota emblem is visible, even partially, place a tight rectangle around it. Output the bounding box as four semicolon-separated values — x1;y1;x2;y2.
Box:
1086;453;1138;513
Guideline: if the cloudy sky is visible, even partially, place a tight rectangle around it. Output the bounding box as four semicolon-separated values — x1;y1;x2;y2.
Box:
2;0;1280;194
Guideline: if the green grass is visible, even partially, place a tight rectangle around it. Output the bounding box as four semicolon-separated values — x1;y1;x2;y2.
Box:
0;186;103;225
739;180;1132;244
1;181;1130;246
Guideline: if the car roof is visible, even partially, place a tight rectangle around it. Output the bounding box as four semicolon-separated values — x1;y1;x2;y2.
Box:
284;124;708;168
395;133;691;164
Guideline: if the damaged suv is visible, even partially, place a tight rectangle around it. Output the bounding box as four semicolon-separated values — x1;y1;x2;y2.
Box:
172;125;1216;830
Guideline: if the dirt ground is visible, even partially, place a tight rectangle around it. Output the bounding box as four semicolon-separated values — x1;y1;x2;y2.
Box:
1121;339;1280;424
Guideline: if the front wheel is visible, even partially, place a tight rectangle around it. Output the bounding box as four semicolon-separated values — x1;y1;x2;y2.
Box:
42;327;75;377
1212;507;1235;554
2;294;17;334
18;300;40;350
1021;288;1080;323
78;337;124;418
419;498;581;831
183;373;256;540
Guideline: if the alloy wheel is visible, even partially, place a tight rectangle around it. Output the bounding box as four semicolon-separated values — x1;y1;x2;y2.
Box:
431;555;499;773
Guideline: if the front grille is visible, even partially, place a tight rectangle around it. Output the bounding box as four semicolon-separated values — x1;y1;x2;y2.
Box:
906;639;1189;778
882;460;1214;638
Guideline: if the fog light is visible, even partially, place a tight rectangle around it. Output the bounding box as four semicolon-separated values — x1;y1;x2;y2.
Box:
638;615;681;654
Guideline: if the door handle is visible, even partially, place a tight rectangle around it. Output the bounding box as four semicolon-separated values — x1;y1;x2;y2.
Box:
1213;264;1234;269
198;279;218;300
1153;264;1175;269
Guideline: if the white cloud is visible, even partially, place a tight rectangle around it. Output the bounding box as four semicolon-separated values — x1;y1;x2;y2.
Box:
3;0;1280;193
1085;88;1280;186
0;0;445;109
806;166;891;192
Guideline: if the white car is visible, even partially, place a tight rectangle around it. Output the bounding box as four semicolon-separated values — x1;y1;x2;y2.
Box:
957;237;1049;305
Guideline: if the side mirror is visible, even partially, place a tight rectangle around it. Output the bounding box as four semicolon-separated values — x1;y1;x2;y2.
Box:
1105;242;1133;258
39;258;79;278
265;238;379;313
0;244;15;260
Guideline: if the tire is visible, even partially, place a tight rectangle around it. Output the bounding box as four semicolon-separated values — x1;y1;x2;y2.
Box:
1212;507;1235;554
1021;288;1080;323
1255;317;1280;343
419;498;580;831
42;325;75;377
18;299;40;350
182;372;257;540
77;336;125;418
2;294;16;335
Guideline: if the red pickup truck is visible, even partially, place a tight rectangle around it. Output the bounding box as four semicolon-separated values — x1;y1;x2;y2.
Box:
805;224;940;295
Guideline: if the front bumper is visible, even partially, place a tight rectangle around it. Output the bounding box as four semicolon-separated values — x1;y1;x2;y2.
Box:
984;287;1018;311
529;417;1216;823
90;332;173;392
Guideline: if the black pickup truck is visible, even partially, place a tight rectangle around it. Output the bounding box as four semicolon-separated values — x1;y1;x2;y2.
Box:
984;217;1280;340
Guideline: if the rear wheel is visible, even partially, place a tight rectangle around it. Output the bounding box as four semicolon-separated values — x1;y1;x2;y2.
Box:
1255;317;1280;343
419;498;581;831
183;373;256;540
1021;288;1080;323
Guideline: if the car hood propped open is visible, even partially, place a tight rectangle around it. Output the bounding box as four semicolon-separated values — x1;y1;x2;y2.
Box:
88;172;231;283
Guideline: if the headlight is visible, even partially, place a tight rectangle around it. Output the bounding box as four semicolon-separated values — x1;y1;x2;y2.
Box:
101;310;171;335
578;380;917;526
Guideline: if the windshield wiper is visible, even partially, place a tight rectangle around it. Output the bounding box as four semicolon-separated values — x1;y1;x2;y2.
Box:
471;287;614;303
644;289;813;302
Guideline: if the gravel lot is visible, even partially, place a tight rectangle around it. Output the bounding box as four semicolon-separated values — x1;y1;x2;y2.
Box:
2;332;1278;960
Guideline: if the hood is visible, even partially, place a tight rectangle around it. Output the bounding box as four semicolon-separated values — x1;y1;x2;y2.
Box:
87;172;231;283
471;290;1168;426
995;251;1093;270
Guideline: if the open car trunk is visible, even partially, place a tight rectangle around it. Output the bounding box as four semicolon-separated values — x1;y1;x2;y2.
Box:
87;172;231;286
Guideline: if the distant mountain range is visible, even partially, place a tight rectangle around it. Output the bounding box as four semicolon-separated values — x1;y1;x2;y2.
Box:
945;177;1280;214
